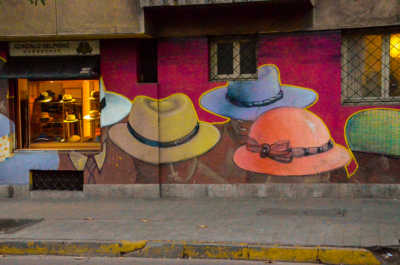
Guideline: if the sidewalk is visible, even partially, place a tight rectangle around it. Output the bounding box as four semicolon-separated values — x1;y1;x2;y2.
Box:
0;197;399;264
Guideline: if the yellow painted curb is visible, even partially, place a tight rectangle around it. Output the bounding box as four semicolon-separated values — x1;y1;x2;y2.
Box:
180;243;381;265
0;240;382;265
184;244;247;260
0;240;147;256
249;246;318;263
319;248;381;265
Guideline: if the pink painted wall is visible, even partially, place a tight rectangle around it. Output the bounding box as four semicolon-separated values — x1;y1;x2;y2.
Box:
257;32;400;147
101;39;158;100
101;38;227;123
158;38;226;123
101;34;400;147
96;33;396;147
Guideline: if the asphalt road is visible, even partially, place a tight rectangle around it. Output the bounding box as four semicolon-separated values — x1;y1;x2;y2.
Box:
0;256;323;265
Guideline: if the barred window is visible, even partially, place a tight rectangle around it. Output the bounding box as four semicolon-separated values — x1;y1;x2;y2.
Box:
342;31;400;105
209;37;257;81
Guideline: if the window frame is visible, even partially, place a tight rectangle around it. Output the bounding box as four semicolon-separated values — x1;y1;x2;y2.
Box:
13;78;102;151
209;36;258;81
341;29;400;105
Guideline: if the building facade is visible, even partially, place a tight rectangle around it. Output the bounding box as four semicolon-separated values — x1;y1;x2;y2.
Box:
0;0;400;197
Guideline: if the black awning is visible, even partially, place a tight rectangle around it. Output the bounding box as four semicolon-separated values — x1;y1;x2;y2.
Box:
0;56;100;79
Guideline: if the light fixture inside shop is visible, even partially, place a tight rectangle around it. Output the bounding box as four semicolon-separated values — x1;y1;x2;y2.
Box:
390;34;400;58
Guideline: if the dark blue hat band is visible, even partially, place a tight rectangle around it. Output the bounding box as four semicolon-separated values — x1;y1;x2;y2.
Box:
127;122;200;148
226;90;284;108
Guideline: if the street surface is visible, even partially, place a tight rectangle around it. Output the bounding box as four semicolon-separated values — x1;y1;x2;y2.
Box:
0;256;323;265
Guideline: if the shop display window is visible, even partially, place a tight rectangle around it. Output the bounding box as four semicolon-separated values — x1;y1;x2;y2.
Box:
16;79;101;150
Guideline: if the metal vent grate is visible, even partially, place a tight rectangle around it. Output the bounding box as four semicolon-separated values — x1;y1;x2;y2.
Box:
31;170;83;191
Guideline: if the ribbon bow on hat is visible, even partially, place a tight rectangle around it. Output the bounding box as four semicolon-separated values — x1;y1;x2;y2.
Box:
246;137;293;163
246;137;335;164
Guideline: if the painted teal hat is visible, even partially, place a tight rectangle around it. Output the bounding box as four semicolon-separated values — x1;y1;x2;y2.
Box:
200;65;317;121
346;109;400;156
100;77;132;127
0;113;59;184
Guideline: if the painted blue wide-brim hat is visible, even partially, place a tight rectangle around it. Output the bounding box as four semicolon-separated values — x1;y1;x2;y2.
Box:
0;113;59;185
200;65;318;121
100;77;132;127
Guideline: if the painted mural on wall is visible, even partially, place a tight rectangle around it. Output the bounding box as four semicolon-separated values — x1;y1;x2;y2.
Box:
342;108;400;183
233;107;351;176
0;113;59;185
69;35;400;184
62;77;136;184
199;65;351;182
2;33;400;185
108;93;224;184
200;65;317;121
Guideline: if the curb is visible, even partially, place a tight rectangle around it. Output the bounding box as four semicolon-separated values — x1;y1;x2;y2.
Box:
130;242;380;265
0;240;147;257
0;240;381;265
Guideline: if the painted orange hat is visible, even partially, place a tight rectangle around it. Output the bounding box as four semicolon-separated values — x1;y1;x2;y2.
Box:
233;107;351;176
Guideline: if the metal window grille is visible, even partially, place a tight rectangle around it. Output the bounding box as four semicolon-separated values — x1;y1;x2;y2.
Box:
210;38;257;81
31;170;83;191
341;31;400;105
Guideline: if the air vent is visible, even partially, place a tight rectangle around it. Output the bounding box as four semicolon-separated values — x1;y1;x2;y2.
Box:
31;170;83;191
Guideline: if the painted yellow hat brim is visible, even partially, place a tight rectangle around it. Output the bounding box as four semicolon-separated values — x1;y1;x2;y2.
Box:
108;122;220;164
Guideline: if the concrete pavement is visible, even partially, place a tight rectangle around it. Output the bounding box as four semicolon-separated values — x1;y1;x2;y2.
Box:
0;198;399;246
0;197;398;264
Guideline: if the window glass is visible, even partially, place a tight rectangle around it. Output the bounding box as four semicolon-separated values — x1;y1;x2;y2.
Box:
362;35;382;97
217;42;234;75
390;33;400;97
21;79;100;149
210;37;257;81
240;41;257;74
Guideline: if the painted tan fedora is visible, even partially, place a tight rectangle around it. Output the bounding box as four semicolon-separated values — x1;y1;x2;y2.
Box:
234;107;351;176
108;93;221;164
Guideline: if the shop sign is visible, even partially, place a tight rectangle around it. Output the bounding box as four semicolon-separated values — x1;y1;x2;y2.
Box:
9;40;100;57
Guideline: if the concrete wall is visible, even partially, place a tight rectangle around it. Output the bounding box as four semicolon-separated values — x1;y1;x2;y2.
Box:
0;0;146;40
313;0;400;30
143;1;400;37
144;2;313;37
1;0;400;39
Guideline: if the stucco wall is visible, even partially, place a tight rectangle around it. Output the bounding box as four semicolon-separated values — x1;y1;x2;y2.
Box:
313;0;400;30
0;0;145;39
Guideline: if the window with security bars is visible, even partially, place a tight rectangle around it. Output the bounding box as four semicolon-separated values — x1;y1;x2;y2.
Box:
342;32;400;105
209;38;257;80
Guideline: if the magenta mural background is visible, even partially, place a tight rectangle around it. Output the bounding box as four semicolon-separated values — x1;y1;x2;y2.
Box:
101;39;158;100
101;33;400;149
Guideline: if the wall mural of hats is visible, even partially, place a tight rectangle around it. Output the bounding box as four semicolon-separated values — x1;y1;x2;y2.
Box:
234;107;351;176
200;64;318;121
99;77;132;127
0;113;59;184
108;93;221;164
344;108;400;177
68;77;132;184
